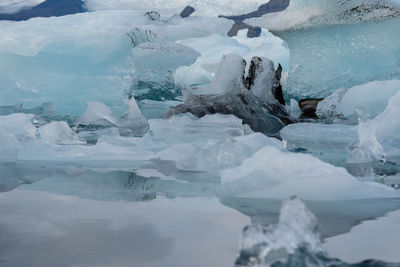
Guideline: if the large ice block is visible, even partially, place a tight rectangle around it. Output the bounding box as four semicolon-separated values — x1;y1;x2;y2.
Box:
317;80;400;120
274;18;400;99
221;146;398;200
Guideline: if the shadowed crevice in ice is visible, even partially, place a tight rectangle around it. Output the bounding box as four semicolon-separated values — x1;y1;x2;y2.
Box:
0;0;86;21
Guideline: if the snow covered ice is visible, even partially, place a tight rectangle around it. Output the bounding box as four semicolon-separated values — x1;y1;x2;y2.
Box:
1;0;400;266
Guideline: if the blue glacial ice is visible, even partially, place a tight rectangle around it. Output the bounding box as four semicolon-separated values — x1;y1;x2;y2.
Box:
245;0;400;100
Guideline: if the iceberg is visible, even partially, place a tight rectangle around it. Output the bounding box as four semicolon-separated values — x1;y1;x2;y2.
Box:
0;10;232;115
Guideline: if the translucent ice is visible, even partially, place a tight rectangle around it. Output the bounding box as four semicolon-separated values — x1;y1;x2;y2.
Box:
76;102;121;127
373;90;400;145
208;54;247;95
317;80;400;120
118;98;150;137
221;146;398;200
174;29;290;88
39;121;85;145
76;100;149;137
236;197;323;265
0;113;36;140
176;133;283;172
275;18;400;99
0;10;232;114
347;121;386;164
280;122;358;164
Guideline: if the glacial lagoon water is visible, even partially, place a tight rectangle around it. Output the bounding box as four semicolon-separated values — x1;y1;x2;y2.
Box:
1;0;400;266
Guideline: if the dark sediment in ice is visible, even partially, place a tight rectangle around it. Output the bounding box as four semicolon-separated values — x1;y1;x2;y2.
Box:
180;6;195;18
164;56;294;137
0;0;86;21
298;98;324;118
221;0;290;37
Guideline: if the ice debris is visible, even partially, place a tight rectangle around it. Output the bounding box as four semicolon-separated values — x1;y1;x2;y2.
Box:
75;98;149;137
39;121;85;145
347;121;386;164
235;197;323;266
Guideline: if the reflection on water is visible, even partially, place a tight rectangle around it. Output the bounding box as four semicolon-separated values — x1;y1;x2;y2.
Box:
0;189;249;267
1;163;400;266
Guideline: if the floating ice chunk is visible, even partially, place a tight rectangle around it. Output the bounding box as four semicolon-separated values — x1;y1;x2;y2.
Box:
138;100;182;119
176;133;283;172
280;123;358;150
0;136;20;163
131;41;199;100
347;121;385;164
0;113;36;140
158;143;197;162
76;102;121;127
317;80;400;120
174;35;249;87
39;121;85;145
221;146;398;200
287;99;302;118
149;113;245;146
0;10;232;114
373;90;400;145
19;137;157;165
76;100;149;137
0;0;45;15
77;127;120;144
119;98;150;137
174;29;290;88
0;113;36;162
236;197;323;265
207;54;246;95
